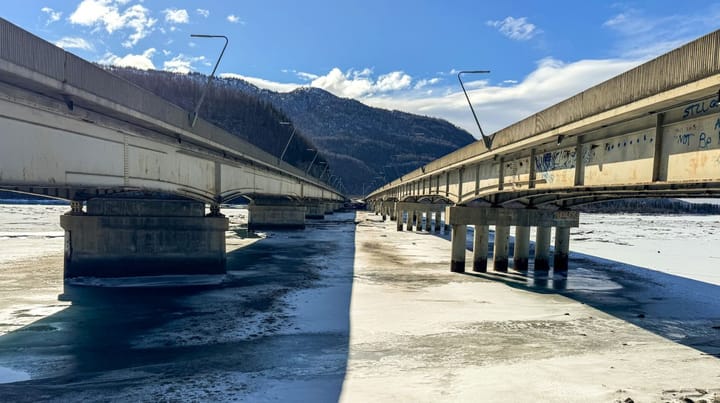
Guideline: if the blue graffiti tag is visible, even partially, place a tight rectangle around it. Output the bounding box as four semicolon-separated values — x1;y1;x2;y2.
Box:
676;133;694;145
682;98;719;119
699;132;712;149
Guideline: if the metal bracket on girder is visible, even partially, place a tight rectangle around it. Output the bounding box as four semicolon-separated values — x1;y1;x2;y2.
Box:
457;70;493;150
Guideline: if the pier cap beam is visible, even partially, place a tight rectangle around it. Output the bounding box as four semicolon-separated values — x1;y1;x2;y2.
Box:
445;206;579;228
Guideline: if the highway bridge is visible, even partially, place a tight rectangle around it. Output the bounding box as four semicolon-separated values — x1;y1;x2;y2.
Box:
367;29;720;274
0;19;344;278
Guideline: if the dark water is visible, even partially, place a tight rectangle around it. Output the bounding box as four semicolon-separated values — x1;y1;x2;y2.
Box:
0;212;357;402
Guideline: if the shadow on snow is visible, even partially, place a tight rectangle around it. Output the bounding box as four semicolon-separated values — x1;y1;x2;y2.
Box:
0;211;357;402
391;212;720;359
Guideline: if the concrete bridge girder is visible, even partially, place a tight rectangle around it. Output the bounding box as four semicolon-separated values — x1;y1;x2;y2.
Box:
0;94;341;206
369;90;720;206
0;19;345;280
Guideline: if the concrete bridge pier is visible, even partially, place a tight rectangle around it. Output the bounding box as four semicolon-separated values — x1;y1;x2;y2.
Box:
396;208;404;231
324;203;335;215
554;227;571;271
248;199;306;230
424;210;432;232
445;206;579;275
305;202;325;219
493;225;510;272
534;226;552;271
408;210;415;231
450;224;467;273
434;212;442;233
60;198;228;278
513;226;530;271
472;224;489;272
390;202;397;221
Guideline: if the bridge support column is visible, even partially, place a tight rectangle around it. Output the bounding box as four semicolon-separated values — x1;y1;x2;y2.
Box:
60;198;228;278
396;209;404;231
381;202;388;221
553;227;571;272
424;210;432;232
434;211;442;233
324;203;334;215
305;203;325;219
248;200;306;230
513;226;530;271
450;224;467;273
446;206;579;275
534;226;551;271
390;203;398;221
407;210;414;231
472;224;489;272
493;225;510;272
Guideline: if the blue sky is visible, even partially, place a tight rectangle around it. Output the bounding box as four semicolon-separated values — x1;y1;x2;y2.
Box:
3;1;720;137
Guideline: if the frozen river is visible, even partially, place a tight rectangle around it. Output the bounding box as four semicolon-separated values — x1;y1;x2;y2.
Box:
0;203;718;402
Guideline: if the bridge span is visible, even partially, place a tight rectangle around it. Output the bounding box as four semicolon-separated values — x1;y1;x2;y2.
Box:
367;29;720;274
0;19;344;278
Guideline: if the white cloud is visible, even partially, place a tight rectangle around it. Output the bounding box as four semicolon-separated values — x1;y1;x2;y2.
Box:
414;77;441;90
55;37;94;51
162;49;172;56
163;8;189;24
227;14;243;24
196;9;209;18
487;16;539;41
41;7;62;24
297;71;319;81
364;57;639;136
308;68;373;98
375;71;412;92
601;7;720;59
69;0;157;48
99;48;156;70
220;73;303;92
163;54;206;74
299;68;415;98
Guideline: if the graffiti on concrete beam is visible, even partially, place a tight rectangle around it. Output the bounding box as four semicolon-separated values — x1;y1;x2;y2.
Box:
682;98;719;119
535;147;594;184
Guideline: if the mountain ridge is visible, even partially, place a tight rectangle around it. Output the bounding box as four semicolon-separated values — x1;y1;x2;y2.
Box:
105;67;476;195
